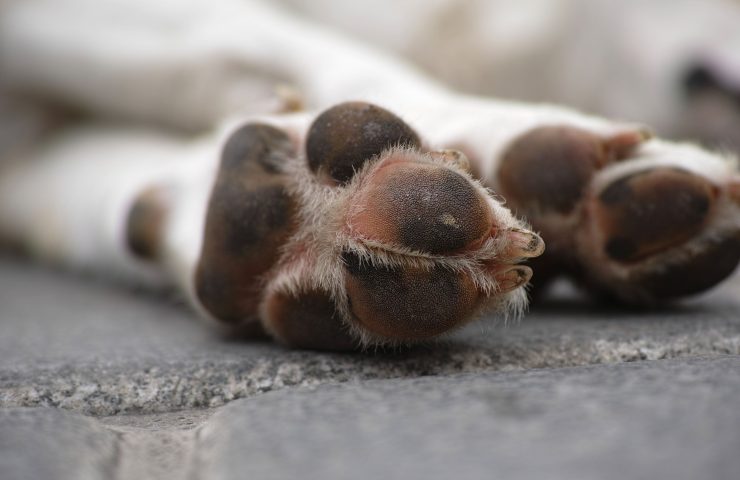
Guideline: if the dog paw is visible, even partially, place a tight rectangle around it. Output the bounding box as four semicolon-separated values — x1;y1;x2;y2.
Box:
496;126;740;304
194;123;299;324
195;102;543;350
577;154;740;303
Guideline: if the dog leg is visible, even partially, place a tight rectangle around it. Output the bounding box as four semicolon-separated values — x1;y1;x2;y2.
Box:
2;0;738;306
0;103;545;350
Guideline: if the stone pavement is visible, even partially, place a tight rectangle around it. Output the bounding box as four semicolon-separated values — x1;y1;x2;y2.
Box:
1;258;739;479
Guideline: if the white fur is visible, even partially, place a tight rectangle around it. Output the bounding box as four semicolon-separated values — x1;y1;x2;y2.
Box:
276;0;740;141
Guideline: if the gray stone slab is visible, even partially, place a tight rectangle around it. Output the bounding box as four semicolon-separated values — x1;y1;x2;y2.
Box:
0;406;210;480
197;356;740;480
3;357;738;480
2;259;740;414
0;408;119;480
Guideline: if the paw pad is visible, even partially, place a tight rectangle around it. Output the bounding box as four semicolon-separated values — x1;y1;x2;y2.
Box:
498;126;608;215
306;102;421;185
631;235;740;299
263;289;356;351
596;168;716;262
498;126;648;217
342;251;481;340
125;186;169;260
349;161;492;254
195;123;298;323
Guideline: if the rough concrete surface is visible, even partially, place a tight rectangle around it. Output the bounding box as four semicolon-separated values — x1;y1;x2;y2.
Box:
1;259;740;479
2;260;739;415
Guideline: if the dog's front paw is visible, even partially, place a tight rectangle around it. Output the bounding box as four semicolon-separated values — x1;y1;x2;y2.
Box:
195;102;543;350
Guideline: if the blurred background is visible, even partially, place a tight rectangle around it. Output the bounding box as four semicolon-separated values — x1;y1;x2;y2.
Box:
1;0;740;157
283;0;740;151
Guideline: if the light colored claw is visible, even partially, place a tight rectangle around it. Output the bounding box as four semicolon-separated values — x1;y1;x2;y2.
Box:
429;149;472;173
730;176;740;206
506;228;545;258
495;266;533;294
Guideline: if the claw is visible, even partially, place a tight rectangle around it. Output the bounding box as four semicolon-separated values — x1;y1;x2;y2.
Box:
494;266;533;293
603;128;653;161
429;149;472;173
506;228;545;258
730;176;740;206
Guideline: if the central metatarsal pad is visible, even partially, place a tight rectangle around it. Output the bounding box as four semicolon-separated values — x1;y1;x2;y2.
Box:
349;159;493;254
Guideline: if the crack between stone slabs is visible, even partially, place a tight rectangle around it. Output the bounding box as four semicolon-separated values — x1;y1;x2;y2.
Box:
105;429;125;480
98;409;216;480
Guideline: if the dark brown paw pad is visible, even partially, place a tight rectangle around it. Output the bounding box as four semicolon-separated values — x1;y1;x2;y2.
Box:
125;186;170;261
221;122;294;174
630;234;740;300
595;168;717;262
348;159;493;255
306;101;421;185
342;251;480;340
263;289;357;351
195;123;298;324
498;126;648;216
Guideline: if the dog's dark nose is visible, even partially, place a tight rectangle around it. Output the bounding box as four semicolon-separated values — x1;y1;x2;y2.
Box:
681;61;740;151
683;62;740;102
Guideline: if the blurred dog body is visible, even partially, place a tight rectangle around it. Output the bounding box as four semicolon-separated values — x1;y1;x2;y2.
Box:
279;0;740;149
3;0;740;144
